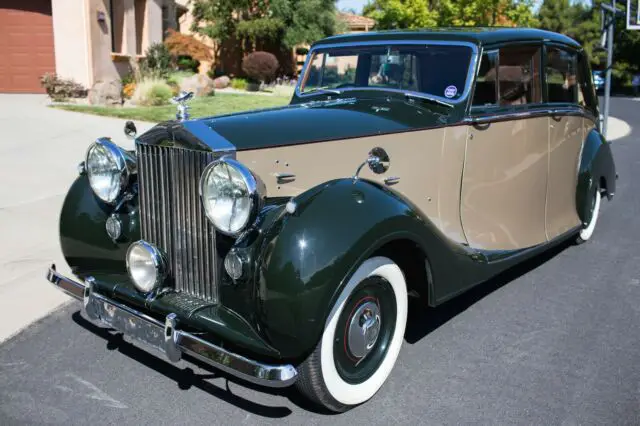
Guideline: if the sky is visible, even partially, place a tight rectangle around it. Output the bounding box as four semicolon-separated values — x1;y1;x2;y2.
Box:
336;0;368;14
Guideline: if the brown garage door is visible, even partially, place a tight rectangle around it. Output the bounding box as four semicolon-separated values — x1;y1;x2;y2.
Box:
0;1;55;93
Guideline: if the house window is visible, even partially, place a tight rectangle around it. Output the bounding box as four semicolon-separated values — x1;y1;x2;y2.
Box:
110;0;125;53
135;0;146;55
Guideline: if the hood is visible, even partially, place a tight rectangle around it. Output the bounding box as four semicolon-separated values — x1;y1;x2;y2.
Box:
196;95;452;151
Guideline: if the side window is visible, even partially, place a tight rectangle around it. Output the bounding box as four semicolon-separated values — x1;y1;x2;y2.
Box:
498;46;542;105
546;47;578;103
472;51;498;106
577;53;598;114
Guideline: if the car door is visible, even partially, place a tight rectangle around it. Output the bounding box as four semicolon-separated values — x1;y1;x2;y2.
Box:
544;46;585;240
461;45;549;250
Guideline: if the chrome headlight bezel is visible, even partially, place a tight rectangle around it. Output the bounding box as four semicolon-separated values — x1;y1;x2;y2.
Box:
199;157;264;237
126;240;167;293
85;138;136;204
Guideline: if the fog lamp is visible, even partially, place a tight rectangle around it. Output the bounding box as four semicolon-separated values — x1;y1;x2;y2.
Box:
126;240;167;293
224;250;244;281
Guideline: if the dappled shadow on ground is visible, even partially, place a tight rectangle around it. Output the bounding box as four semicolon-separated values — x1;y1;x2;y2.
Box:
404;239;572;344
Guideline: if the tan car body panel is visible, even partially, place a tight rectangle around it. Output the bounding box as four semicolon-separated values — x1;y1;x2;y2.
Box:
545;115;584;240
236;127;469;244
461;117;550;250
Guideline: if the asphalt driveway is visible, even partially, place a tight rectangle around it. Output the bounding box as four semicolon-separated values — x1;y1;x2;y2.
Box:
0;96;638;425
0;95;153;342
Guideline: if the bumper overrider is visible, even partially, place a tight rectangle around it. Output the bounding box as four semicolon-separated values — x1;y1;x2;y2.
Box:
45;264;298;388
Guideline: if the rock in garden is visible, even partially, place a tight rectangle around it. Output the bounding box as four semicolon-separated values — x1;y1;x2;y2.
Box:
213;76;230;89
88;80;123;105
180;74;215;97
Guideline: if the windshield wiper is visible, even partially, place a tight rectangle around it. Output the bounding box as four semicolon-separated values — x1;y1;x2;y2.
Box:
404;92;454;109
303;86;342;95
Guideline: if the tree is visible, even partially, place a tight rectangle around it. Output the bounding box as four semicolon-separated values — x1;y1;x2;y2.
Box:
364;0;538;29
191;0;339;48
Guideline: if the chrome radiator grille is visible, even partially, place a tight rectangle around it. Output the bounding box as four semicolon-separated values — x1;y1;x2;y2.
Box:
137;144;218;302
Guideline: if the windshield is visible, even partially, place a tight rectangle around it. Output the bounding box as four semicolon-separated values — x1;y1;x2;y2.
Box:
299;44;474;101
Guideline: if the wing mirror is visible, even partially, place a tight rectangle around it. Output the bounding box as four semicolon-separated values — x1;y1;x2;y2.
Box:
353;147;390;180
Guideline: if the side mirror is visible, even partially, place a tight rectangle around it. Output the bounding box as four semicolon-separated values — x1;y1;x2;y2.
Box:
124;121;137;139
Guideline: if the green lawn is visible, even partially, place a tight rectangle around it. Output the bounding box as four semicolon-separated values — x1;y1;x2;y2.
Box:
52;93;291;122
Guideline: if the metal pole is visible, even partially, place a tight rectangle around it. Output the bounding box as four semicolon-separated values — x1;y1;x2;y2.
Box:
602;0;616;138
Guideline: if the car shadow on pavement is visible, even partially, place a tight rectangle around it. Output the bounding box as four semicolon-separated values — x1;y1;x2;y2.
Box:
404;238;573;344
71;311;294;418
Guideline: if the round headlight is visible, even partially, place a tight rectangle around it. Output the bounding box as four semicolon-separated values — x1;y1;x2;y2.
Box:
199;158;263;236
86;138;134;204
126;240;166;293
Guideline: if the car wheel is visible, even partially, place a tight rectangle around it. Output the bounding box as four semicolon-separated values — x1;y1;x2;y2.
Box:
576;186;601;244
295;256;408;412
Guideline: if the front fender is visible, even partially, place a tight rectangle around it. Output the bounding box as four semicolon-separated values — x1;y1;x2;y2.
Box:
576;128;616;224
59;175;139;276
255;178;477;360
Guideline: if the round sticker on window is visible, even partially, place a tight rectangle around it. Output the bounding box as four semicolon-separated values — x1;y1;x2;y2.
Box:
444;85;458;98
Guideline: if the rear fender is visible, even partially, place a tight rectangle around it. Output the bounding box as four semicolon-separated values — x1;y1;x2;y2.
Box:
576;128;616;224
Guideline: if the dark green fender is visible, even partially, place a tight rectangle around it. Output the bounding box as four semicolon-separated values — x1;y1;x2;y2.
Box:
253;178;533;359
576;128;617;225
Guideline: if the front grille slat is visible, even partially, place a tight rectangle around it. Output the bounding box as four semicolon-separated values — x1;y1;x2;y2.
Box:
137;144;218;303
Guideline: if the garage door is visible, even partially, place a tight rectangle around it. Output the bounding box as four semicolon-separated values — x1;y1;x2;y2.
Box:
0;1;55;93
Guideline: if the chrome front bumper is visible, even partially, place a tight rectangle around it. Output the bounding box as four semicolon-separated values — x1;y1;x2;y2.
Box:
46;264;297;388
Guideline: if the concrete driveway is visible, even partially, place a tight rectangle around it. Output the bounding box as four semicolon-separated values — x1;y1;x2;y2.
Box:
0;95;153;342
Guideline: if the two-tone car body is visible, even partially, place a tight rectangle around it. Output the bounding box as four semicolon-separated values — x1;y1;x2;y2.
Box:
46;28;616;412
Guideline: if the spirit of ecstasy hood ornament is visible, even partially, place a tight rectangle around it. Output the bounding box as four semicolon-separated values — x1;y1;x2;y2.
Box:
171;91;194;121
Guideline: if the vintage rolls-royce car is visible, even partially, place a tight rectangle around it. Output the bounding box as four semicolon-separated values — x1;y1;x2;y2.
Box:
46;28;616;412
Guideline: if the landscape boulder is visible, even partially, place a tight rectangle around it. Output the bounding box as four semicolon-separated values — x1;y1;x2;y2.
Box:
213;75;230;89
88;80;122;105
179;74;215;97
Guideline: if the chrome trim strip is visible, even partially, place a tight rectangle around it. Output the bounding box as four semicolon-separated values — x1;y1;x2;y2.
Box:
45;265;298;388
466;106;592;124
295;40;479;106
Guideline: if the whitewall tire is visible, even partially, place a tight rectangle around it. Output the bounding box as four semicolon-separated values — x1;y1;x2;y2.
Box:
576;187;601;244
296;256;408;412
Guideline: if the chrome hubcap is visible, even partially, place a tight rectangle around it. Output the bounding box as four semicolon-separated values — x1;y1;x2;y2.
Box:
347;301;381;359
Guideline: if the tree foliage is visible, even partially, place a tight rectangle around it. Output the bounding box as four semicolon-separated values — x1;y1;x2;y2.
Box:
191;0;338;48
363;0;539;28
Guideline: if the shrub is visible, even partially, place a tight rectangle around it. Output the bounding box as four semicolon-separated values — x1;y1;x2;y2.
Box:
242;51;279;84
122;82;136;99
132;78;173;106
231;78;248;90
139;43;173;79
177;55;199;72
40;73;87;101
164;29;212;62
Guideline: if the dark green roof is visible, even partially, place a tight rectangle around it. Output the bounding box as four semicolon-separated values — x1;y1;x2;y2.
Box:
313;27;581;49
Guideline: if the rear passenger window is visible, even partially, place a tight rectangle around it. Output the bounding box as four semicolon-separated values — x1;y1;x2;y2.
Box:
546;47;578;103
498;46;542;105
577;53;598;114
471;46;542;108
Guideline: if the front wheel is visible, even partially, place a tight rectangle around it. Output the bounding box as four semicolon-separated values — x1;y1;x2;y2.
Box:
295;257;408;412
576;186;602;244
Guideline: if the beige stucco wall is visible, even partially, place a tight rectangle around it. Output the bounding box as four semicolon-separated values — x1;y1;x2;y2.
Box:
51;0;92;87
52;0;166;89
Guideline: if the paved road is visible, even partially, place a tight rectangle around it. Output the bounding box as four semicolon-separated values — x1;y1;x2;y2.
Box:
1;97;639;425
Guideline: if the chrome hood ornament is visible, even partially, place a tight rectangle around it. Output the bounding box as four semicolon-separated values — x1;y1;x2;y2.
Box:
171;91;194;121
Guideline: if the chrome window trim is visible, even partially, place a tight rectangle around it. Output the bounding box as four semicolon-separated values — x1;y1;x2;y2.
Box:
465;105;597;124
295;40;479;106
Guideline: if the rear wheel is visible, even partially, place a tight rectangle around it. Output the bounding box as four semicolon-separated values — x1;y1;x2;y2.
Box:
576;186;601;244
295;257;408;412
